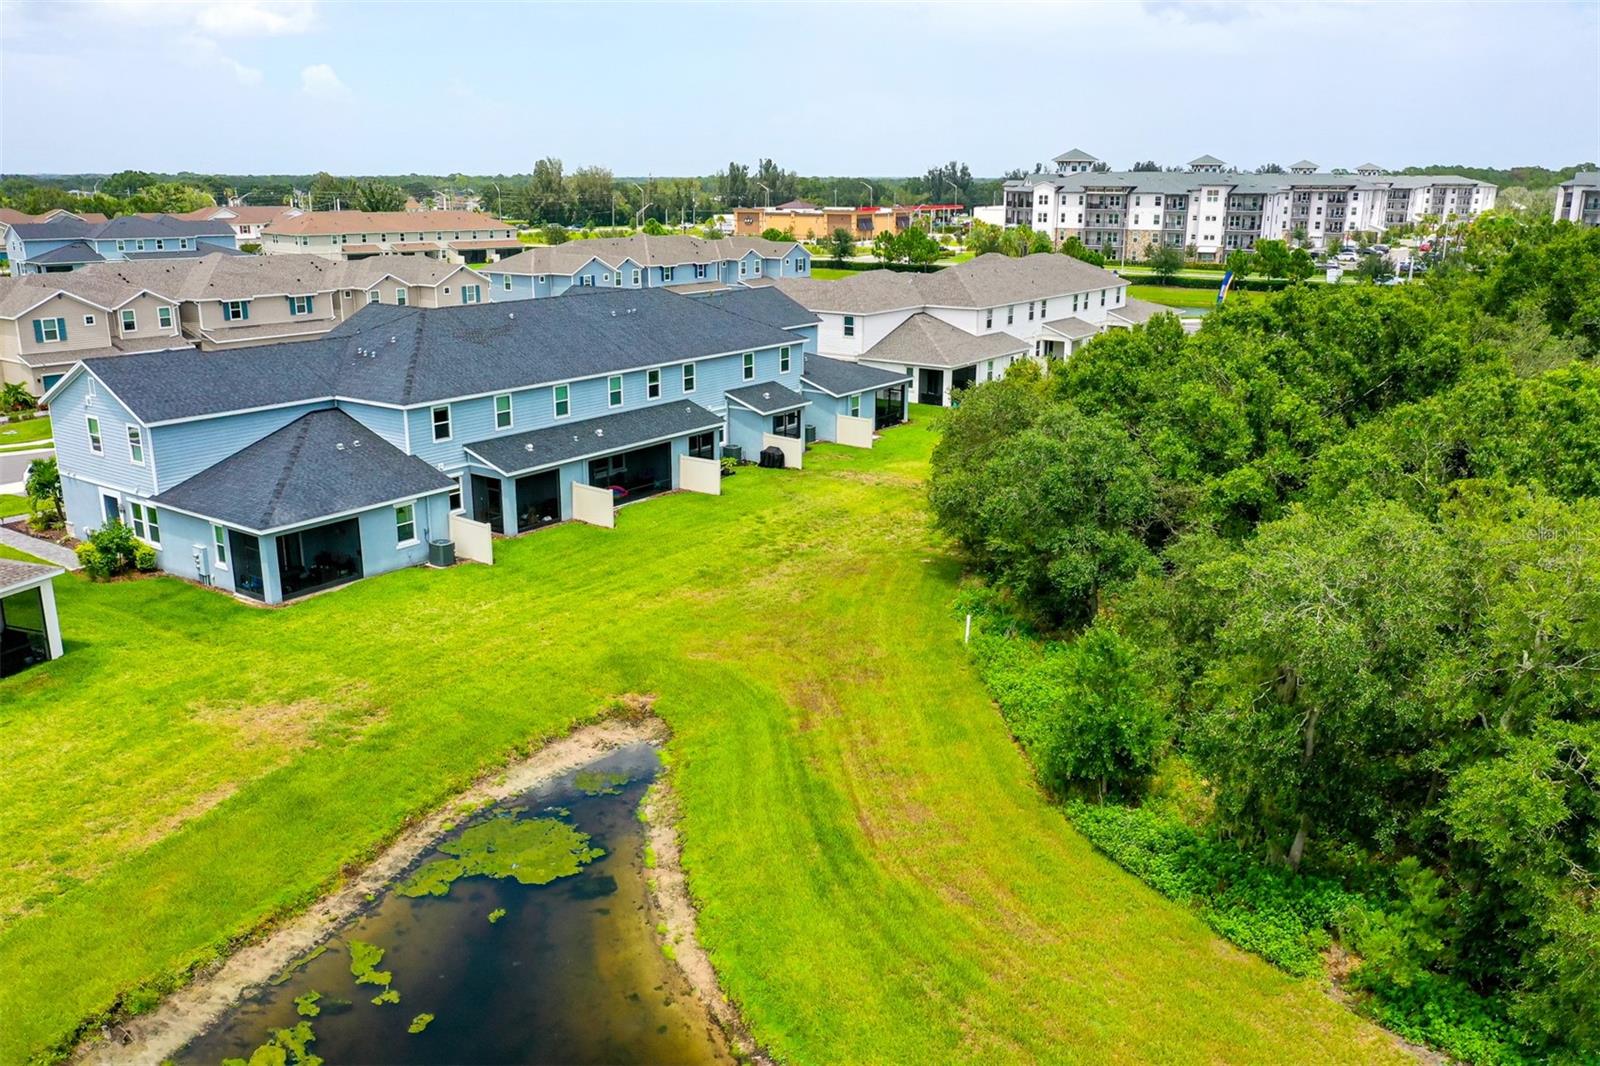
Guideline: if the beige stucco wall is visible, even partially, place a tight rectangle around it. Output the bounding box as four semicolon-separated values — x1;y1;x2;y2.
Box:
14;293;113;357
113;293;182;341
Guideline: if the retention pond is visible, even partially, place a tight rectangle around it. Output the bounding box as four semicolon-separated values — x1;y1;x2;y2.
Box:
175;743;732;1065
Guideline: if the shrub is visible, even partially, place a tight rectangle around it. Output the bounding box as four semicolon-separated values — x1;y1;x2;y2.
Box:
78;519;140;579
134;544;157;571
75;543;112;579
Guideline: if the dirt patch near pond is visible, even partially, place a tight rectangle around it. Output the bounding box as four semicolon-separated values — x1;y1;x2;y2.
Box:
77;717;669;1065
642;781;772;1065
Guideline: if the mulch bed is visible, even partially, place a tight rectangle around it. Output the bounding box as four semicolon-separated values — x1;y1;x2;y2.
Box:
1;518;79;549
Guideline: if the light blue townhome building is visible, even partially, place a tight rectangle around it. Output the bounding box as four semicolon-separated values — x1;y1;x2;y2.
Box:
5;214;241;274
480;234;812;301
43;286;908;605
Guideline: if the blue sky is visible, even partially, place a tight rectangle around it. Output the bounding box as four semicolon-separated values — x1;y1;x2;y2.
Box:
2;0;1596;176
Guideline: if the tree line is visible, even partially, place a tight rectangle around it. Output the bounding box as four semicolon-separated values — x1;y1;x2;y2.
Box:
930;217;1600;1063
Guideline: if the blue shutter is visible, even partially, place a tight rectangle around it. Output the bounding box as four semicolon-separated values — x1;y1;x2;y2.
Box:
32;319;43;342
241;301;249;321
57;317;66;341
307;295;314;314
221;301;231;322
287;296;296;316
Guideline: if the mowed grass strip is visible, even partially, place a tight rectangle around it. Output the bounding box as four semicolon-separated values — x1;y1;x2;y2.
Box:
0;412;1401;1064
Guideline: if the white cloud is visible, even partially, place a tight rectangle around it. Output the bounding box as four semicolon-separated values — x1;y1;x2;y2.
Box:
300;63;348;99
194;0;316;37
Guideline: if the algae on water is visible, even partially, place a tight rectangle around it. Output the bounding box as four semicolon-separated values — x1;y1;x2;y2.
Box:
222;1020;320;1066
398;816;604;898
371;988;401;1005
293;990;322;1017
269;943;329;986
408;1013;435;1034
488;907;507;923
573;770;631;796
348;939;392;987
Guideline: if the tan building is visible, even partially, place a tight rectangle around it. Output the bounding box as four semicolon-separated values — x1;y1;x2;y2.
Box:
260;210;519;263
175;205;302;243
0;273;188;393
734;203;915;241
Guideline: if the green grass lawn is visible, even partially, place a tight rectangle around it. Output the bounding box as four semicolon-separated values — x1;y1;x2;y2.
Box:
0;413;1401;1064
0;493;31;518
1127;283;1267;309
0;414;52;448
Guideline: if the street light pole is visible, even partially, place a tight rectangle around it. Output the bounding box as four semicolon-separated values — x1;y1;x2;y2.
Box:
630;183;646;230
861;181;874;206
756;182;771;208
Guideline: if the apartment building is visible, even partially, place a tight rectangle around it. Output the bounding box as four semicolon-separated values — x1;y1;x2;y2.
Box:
482;235;810;300
4;214;241;274
1554;173;1600;226
774;253;1162;406
260;210;520;263
1003;150;1497;258
40;289;844;604
176;204;303;243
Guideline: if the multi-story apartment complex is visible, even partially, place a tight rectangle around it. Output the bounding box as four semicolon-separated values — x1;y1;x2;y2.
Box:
1002;150;1497;258
40;288;907;605
1554;172;1600;226
260;210;520;263
4;213;241;274
176;204;303;243
482;235;811;299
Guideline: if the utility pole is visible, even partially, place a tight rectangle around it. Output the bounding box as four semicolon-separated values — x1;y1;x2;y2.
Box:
630;182;646;230
756;182;771;208
860;181;874;206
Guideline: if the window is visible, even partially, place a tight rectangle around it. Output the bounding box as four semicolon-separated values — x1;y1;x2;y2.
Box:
646;369;661;399
795;257;806;273
289;295;312;315
1040;299;1047;317
614;272;622;286
662;265;674;282
222;300;249;321
739;260;748;277
632;269;641;285
742;353;754;380
688;431;715;459
367;290;379;304
553;383;571;418
695;263;707;280
158;305;173;329
86;416;102;454
848;395;861;418
130;502;160;545
843;315;855;338
1072;293;1079;312
395;503;417;546
779;346;791;373
1027;302;1035;322
116;240;126;252
35;317;64;342
682;362;696;393
126;425;143;465
395;287;407;305
1006;305;1014;325
211;524;229;569
461;284;481;304
503;274;513;291
494;393;512;430
753;261;762;276
84;314;96;326
985;308;992;329
431;405;451;442
608;375;623;407
1100;289;1106;307
448;477;463;513
771;410;800;437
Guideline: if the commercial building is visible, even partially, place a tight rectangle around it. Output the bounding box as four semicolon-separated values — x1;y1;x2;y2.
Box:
1002;150;1498;258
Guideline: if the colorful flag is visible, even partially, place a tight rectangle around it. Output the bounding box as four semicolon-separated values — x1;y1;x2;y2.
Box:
1217;270;1234;305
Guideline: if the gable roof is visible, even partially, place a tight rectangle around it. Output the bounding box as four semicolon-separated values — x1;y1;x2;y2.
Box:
696;286;819;330
725;382;807;415
176;205;300;226
772;253;1123;314
76;287;802;423
261;210;511;236
488;234;803;275
1189;154;1226;166
861;313;1028;369
1053;148;1100;163
0;558;62;597
151;409;452;533
9;213;233;242
26;241;106;266
800;355;910;397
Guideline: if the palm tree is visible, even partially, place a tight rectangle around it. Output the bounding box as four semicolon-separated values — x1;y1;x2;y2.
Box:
1;382;36;414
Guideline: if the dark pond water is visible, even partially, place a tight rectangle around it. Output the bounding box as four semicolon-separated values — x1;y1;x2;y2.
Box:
177;744;731;1065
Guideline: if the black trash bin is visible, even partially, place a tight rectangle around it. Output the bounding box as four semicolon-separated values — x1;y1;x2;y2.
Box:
759;446;785;469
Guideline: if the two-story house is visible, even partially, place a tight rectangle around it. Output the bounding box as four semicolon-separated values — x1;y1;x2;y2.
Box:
5;214;241;274
0;272;191;394
773;253;1162;406
42;289;819;605
481;235;811;301
260;210;519;263
176;205;303;244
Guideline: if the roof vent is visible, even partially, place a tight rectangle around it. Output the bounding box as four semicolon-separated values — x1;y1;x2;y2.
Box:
762;391;770;400
508;312;514;319
596;428;604;437
390;336;397;344
352;439;362;447
525;443;534;452
336;442;345;451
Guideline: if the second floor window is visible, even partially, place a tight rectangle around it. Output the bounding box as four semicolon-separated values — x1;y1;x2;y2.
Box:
222;300;249;321
742;353;754;380
86;416;102;453
985;309;992;329
553;383;571;418
843;315;855;338
779;346;790;373
289;296;312;316
494;394;512;430
35;317;65;342
395;288;407;305
663;266;674;282
608;375;623;407
682;362;695;393
121;309;137;332
367;290;379;304
126;425;143;465
431;405;451;442
461;285;481;304
158;306;173;329
646;369;661;399
1007;306;1014;325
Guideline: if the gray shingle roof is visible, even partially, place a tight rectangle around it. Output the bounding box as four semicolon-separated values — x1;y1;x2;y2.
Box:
0;558;62;596
860;313;1028;369
725;382;807;415
152;409;452;533
10;213;232;242
1042;316;1098;340
697;286;819;330
1108;297;1175;326
82;288;800;423
1289;160;1318;170
773;254;1123;314
27;242;105;265
1189;154;1226;166
1053;148;1100;163
122;245;249;260
800;355;910;397
488;234;801;275
463;400;722;477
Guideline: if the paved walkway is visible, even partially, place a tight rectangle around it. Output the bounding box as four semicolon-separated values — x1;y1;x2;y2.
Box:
0;524;80;569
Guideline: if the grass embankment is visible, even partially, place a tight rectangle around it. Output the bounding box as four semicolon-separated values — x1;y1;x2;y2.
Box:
0;414;1402;1064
